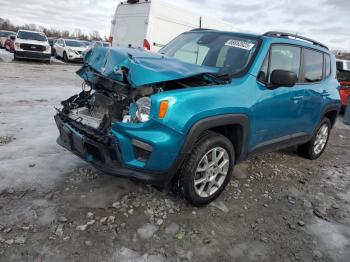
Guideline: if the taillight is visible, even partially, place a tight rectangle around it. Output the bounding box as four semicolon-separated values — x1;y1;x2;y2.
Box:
143;39;150;51
109;36;113;45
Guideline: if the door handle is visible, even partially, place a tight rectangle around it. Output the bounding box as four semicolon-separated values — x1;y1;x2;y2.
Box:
321;91;330;97
291;96;303;101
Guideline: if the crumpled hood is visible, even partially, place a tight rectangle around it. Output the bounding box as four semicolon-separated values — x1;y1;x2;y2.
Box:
76;47;219;88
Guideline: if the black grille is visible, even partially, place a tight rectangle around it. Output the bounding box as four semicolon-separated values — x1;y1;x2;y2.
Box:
20;43;46;52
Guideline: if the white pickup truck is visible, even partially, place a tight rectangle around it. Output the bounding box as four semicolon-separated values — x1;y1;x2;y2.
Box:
109;0;235;52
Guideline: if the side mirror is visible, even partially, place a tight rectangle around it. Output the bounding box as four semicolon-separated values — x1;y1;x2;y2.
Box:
270;70;298;88
10;36;16;40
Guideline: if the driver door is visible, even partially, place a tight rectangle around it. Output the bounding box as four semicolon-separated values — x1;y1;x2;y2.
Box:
250;44;306;149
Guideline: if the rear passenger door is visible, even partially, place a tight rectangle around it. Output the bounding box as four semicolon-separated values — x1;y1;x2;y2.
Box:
251;44;305;148
300;48;329;133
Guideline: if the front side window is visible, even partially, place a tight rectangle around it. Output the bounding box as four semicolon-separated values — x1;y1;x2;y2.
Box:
17;31;47;42
303;49;323;83
160;32;259;75
258;45;301;84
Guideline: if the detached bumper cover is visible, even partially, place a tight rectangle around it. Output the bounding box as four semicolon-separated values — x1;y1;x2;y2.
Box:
54;114;171;186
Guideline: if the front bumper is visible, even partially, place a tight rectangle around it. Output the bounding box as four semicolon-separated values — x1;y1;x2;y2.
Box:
67;52;83;62
54;114;176;187
15;50;51;61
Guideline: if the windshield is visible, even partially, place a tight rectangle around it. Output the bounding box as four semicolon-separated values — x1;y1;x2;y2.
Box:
0;31;15;37
17;31;47;41
160;32;258;75
65;40;85;47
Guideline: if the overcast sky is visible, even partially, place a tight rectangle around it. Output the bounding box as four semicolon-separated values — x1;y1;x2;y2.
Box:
0;0;348;50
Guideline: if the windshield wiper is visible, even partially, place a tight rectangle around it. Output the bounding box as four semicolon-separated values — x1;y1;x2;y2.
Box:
202;73;231;84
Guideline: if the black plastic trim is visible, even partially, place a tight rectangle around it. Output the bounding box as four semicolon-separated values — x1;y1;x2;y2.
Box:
163;114;250;188
249;132;310;156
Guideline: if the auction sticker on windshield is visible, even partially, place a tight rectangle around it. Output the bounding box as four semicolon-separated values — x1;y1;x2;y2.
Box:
225;39;255;50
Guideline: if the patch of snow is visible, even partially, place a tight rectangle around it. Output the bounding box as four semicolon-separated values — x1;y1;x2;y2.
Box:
0;61;83;191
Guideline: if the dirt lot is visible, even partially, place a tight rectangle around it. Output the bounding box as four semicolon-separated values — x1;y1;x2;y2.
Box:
0;55;350;262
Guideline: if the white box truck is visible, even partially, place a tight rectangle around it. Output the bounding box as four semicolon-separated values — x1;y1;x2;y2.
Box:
109;0;235;52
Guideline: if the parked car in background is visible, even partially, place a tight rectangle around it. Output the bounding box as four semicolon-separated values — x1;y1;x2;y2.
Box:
337;69;350;112
91;41;110;48
337;59;350;71
82;40;91;47
110;0;235;52
4;35;16;53
0;30;16;48
53;39;88;62
55;30;340;205
14;30;51;63
85;41;110;52
48;37;57;56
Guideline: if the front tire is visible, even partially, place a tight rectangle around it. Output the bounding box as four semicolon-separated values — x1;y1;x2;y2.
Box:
63;52;68;63
178;131;235;206
297;118;331;160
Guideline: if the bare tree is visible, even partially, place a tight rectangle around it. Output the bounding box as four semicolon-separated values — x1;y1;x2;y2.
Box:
90;30;101;41
0;17;104;41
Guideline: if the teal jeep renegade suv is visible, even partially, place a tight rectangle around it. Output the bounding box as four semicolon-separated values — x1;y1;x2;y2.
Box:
55;30;340;205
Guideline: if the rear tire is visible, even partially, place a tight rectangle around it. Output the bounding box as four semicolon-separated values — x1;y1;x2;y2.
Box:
178;131;235;206
297;118;331;160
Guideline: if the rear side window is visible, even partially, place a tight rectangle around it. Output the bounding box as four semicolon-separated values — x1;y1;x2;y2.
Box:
325;54;331;78
303;49;323;83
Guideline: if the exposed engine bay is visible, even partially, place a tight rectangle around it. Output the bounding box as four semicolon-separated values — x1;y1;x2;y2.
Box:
58;73;223;133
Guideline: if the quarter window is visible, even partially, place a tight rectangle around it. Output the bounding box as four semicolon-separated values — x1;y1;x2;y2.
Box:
303;49;323;83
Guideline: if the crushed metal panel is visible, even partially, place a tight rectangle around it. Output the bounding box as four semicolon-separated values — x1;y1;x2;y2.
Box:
77;47;220;88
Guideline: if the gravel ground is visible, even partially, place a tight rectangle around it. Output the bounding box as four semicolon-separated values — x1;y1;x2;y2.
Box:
0;56;350;262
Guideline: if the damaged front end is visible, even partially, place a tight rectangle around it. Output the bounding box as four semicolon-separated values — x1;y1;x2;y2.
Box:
55;47;227;185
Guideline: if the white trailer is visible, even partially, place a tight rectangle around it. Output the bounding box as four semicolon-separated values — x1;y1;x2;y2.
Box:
109;0;235;52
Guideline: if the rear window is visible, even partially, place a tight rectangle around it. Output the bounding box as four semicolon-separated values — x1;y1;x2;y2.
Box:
17;31;47;42
337;69;350;82
303;49;323;83
337;61;343;70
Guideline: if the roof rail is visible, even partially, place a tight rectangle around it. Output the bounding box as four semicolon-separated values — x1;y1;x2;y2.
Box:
263;31;328;50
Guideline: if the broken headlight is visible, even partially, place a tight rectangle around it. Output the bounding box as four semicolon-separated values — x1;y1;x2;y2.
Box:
135;97;151;122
